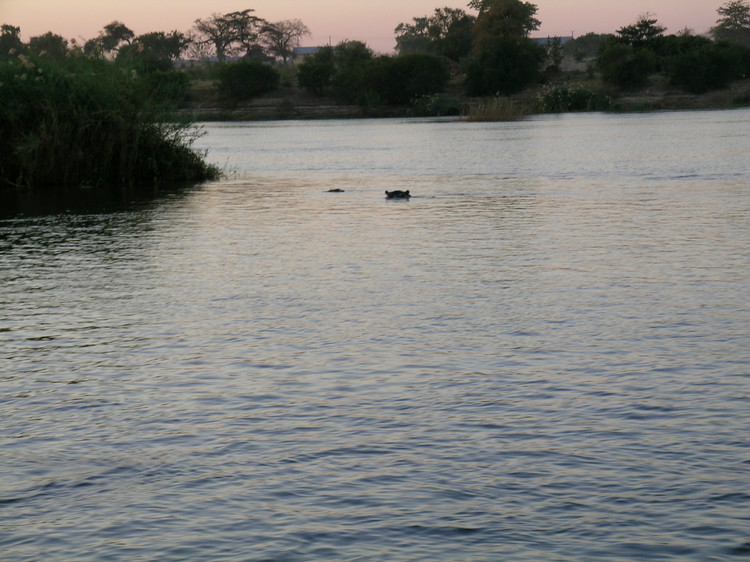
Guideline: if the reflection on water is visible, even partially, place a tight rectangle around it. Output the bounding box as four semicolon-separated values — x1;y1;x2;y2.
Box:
1;109;749;562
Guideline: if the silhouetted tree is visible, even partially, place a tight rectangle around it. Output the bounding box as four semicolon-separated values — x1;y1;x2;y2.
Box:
118;31;189;72
466;0;544;95
84;21;134;56
264;19;310;63
616;13;666;48
395;7;475;61
469;0;540;50
712;0;750;46
193;10;268;63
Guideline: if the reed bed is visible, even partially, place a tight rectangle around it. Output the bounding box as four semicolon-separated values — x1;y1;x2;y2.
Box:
0;53;218;189
462;96;531;121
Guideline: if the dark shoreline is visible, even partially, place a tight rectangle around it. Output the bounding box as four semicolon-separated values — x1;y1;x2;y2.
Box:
177;79;750;122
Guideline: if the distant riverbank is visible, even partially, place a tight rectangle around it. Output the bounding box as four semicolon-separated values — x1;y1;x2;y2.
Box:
178;77;750;122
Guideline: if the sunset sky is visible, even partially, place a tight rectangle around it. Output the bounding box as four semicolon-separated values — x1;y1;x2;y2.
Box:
2;0;723;53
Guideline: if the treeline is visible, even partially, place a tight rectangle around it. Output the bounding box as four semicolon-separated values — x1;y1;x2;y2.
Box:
391;0;750;96
3;0;749;110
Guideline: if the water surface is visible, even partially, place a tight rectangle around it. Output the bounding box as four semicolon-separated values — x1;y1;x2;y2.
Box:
1;110;749;561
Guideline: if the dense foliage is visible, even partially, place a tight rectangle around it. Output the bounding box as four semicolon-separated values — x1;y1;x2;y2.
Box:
394;7;475;61
466;37;545;95
297;41;450;105
0;52;217;188
215;60;281;101
596;11;750;93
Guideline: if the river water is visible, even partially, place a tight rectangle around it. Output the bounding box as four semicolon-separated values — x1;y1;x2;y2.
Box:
1;110;748;561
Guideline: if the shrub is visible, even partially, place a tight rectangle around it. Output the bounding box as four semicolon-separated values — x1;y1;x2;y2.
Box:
598;42;656;90
465;37;546;96
0;53;218;189
297;46;335;95
409;94;460;117
537;83;611;112
215;60;280;101
141;70;190;105
666;40;749;93
367;54;450;105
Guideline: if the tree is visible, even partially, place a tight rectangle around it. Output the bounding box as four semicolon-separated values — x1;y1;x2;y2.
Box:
118;31;189;72
466;0;544;95
712;0;750;46
544;36;563;73
231;10;270;60
264;19;310;63
470;0;540;49
193;9;269;63
297;45;335;95
0;25;24;61
331;40;374;101
616;13;666;47
394;7;475;60
466;36;545;95
28;32;69;62
564;32;615;62
84;21;134;56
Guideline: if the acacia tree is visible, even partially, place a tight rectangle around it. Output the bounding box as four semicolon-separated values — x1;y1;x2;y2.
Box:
118;31;189;72
712;0;750;46
84;21;134;56
616;13;666;47
193;9;269;62
264;19;310;63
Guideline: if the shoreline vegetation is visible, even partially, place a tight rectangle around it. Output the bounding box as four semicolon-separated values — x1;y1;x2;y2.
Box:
2;0;749;189
176;76;750;123
0;53;220;190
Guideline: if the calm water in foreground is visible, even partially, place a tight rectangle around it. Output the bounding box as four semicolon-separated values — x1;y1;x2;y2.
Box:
1;110;748;561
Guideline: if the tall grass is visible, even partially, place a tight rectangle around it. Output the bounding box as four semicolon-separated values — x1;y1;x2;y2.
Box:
0;52;218;189
462;96;530;121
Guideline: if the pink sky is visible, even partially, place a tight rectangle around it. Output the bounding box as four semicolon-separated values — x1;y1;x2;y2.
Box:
1;0;722;53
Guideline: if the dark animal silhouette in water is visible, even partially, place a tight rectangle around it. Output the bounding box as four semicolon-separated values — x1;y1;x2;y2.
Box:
327;188;345;192
385;190;411;199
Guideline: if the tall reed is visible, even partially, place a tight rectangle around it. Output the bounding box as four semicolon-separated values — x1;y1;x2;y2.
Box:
0;52;218;189
462;96;531;121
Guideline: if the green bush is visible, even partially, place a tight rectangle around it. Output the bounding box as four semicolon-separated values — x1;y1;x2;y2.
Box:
297;46;335;95
215;60;280;101
666;41;749;93
598;42;656;90
465;37;545;96
0;53;218;189
367;54;450;106
142;70;190;105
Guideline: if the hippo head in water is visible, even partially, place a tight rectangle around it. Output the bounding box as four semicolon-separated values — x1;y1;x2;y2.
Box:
385;190;411;199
